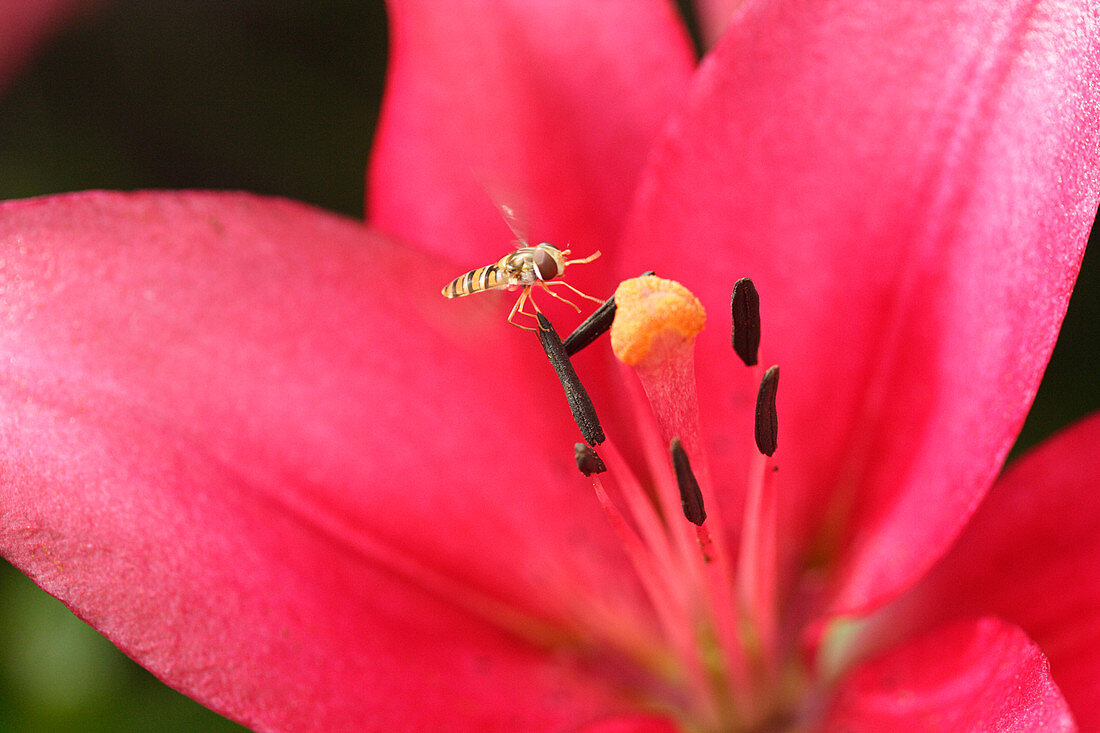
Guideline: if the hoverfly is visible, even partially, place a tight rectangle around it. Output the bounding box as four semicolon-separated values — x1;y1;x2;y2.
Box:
441;204;602;330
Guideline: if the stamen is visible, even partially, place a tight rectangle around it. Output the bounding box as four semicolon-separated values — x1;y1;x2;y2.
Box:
731;278;760;367
738;455;779;664
535;313;605;445
574;443;607;475
670;438;706;525
585;468;716;712
563;271;656;356
563;295;616;356
754;365;779;456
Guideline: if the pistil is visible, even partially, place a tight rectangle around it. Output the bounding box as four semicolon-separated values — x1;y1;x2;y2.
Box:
610;275;749;718
611;276;706;461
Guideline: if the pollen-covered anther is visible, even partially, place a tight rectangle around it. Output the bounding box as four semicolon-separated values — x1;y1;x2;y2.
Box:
611;276;705;368
731;277;761;367
671;438;706;525
574;443;607;476
755;365;779;456
535;314;605;446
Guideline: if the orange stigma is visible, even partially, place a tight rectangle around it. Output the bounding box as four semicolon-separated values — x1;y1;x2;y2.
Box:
611;275;706;367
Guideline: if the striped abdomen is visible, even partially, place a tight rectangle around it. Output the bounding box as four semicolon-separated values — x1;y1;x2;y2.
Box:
442;264;508;298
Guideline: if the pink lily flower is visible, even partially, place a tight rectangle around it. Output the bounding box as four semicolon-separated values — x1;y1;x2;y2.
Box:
2;0;1099;729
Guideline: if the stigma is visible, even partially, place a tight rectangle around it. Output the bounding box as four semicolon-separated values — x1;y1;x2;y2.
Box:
610;275;706;368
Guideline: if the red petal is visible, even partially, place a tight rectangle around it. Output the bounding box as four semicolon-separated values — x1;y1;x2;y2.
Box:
368;0;694;279
623;0;1100;614
824;618;1074;731
0;0;99;92
0;191;645;730
578;716;679;733
864;412;1100;730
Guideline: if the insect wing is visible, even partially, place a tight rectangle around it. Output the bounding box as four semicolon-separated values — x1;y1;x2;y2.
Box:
496;201;531;249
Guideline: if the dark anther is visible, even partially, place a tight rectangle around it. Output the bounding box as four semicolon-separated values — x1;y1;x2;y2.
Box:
755;365;779;456
536;313;606;445
563;271;656;356
574;443;607;476
731;278;761;367
670;438;706;525
563;296;616;356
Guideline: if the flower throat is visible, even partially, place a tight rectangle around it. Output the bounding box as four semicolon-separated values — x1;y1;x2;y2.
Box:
535;274;794;730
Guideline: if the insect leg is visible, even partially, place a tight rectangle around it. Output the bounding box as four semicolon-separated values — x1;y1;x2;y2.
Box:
522;286;544;317
539;282;582;312
520;286;554;331
543;279;605;304
508;287;538;331
507;289;527;328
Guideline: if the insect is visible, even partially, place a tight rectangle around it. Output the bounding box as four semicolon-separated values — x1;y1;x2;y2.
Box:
441;204;603;330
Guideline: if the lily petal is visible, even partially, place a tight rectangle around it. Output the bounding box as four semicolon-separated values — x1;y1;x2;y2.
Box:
824;618;1074;731
579;716;679;733
864;412;1100;730
0;0;99;93
0;191;644;730
623;0;1100;614
367;0;694;277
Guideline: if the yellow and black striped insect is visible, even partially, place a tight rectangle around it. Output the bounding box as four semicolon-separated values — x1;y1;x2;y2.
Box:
442;206;602;330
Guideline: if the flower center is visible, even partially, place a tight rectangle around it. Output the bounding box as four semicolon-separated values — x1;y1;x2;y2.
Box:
561;275;802;731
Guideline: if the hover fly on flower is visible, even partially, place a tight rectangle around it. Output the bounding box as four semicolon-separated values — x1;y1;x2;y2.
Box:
441;203;602;330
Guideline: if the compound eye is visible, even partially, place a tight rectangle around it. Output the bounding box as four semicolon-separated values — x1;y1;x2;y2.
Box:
533;247;562;281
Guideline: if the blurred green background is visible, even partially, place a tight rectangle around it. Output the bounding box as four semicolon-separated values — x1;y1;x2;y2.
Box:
0;1;1096;731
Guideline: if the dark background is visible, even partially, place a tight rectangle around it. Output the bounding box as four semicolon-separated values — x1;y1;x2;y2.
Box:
0;1;1095;730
